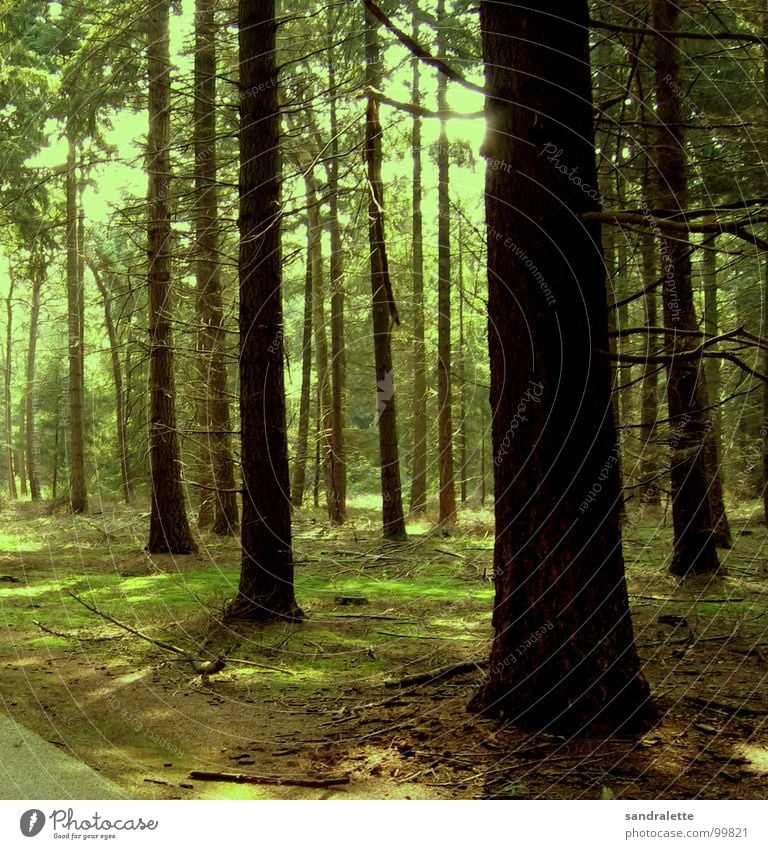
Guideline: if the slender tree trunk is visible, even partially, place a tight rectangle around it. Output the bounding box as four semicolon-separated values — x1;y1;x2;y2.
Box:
436;0;456;526
470;0;655;735
365;6;406;540
4;267;17;500
762;12;768;525
52;375;61;498
89;259;132;503
290;229;313;507
701;235;731;548
305;174;338;523
229;0;302;620
652;0;719;575
194;0;238;535
66;130;87;513
639;232;661;507
25;254;42;501
146;0;196;554
458;223;467;505
409;9;427;516
17;400;26;497
327;23;347;523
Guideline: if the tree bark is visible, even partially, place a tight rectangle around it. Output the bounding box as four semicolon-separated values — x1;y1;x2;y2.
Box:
146;0;196;554
229;0;302;620
194;0;238;535
652;0;720;576
436;0;456;527
290;229;313;508
458;222;467;504
365;6;406;540
66;130;87;513
470;0;655;735
25;251;42;500
409;9;427;516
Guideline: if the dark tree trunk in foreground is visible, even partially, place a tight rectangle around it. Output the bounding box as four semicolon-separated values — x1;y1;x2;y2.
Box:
652;0;719;575
365;6;406;540
25;252;42;500
66;131;87;513
436;0;456;526
409;9;427;515
290;230;313;507
470;0;655;735
194;0;238;535
146;0;196;554
229;0;302;620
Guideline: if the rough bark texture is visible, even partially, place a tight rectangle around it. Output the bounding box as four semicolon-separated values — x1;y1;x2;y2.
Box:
436;0;456;526
146;0;197;554
25;252;42;500
89;259;132;503
229;0;302;620
409;9;427;515
365;6;406;540
66;131;87;513
290;229;313;507
194;0;238;535
653;0;720;575
469;0;655;735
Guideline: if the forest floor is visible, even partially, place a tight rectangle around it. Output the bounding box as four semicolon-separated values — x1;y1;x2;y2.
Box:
0;497;767;800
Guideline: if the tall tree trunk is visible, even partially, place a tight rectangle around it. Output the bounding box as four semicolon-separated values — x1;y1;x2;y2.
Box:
365;6;406;540
652;0;719;575
290;230;313;507
52;373;61;498
458;222;467;504
4;266;17;500
701;236;731;548
305;173;338;523
89;259;132;503
327;21;347;524
639;232;661;507
194;0;238;535
146;0;196;554
470;0;655;735
436;0;456;526
409;9;427;516
25;253;42;501
229;0;302;620
66;130;87;513
17;400;27;497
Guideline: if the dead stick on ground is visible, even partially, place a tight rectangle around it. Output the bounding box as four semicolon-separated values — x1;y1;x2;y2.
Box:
33;620;114;642
384;660;488;689
189;770;349;788
66;591;188;655
67;592;295;676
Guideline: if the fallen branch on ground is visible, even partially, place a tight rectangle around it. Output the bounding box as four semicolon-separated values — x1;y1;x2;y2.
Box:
384;660;488;689
188;770;349;788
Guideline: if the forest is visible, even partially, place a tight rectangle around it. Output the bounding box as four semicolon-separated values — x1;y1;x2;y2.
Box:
0;0;766;802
